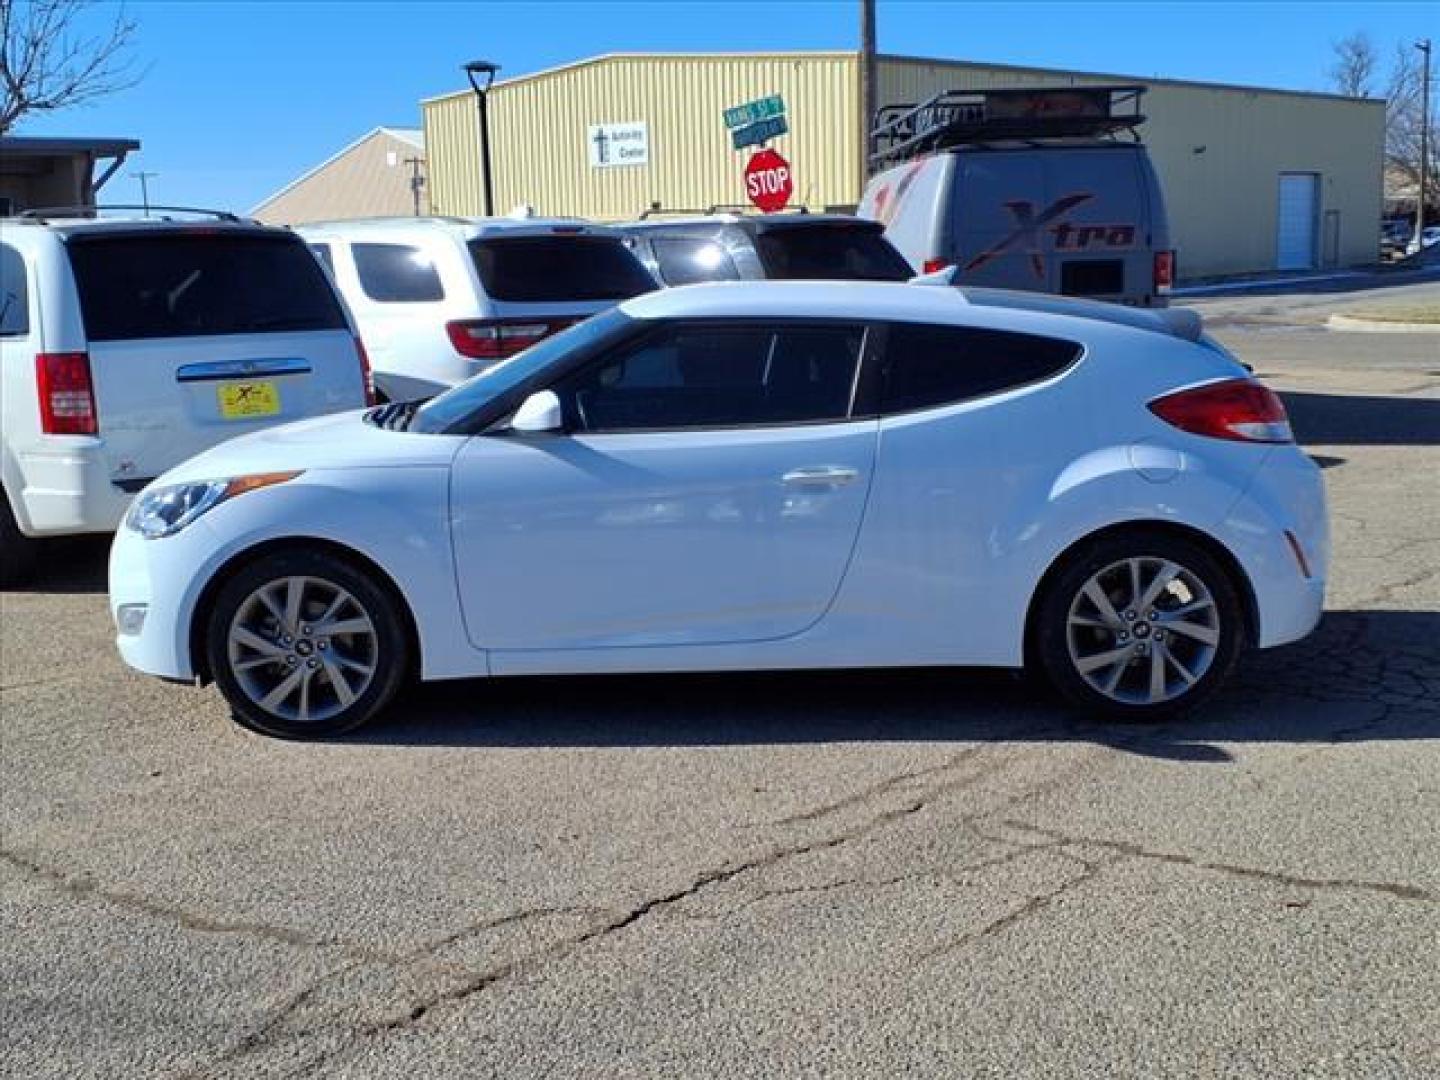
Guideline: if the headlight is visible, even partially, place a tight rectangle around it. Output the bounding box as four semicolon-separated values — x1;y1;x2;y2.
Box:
126;472;302;539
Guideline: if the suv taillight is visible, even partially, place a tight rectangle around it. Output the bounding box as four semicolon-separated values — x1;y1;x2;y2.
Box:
36;352;98;435
354;336;377;405
1154;250;1176;293
1148;378;1293;444
922;258;954;275
446;319;562;361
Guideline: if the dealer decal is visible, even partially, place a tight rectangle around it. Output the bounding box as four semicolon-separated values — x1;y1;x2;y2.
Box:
965;194;1138;278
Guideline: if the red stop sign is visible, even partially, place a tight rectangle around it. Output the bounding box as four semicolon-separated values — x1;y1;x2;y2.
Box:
744;148;793;212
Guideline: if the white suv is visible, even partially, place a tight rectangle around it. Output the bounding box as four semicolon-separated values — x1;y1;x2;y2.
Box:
297;216;657;402
1;211;372;584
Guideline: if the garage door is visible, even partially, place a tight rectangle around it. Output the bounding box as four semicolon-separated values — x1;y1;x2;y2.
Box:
1277;173;1319;271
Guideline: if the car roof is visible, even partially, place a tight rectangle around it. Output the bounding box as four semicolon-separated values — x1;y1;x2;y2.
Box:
10;216;289;239
295;215;625;241
620;281;1203;342
617;213;877;233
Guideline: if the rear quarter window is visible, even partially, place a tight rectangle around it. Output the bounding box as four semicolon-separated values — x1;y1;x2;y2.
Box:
881;323;1081;414
353;242;445;302
1;243;29;337
650;237;742;285
66;232;348;341
469;236;655;302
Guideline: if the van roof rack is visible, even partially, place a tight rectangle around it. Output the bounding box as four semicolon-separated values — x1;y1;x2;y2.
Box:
18;204;243;223
869;85;1147;171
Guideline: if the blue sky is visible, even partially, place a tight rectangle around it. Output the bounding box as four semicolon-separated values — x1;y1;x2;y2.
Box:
20;1;1438;213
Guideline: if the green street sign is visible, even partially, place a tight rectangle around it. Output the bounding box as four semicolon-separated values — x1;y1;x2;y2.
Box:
723;94;786;130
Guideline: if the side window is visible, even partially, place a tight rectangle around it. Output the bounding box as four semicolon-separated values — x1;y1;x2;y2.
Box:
353;243;445;302
1;243;30;338
308;242;335;276
651;238;741;286
555;322;865;432
882;324;1080;414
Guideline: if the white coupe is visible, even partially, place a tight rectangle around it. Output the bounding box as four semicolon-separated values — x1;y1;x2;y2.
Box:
110;282;1327;737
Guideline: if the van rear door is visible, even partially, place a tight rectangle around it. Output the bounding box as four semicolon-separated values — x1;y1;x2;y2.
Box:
952;152;1049;292
65;230;363;486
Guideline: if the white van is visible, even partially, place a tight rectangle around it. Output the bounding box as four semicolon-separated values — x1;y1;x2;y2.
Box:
297;217;657;402
1;210;372;584
860;86;1174;307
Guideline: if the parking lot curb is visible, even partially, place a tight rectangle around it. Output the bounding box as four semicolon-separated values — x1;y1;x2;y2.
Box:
1326;314;1440;334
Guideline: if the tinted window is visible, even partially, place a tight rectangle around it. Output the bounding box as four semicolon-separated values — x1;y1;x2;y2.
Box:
882;324;1080;414
1;244;28;337
469;236;655;302
309;242;335;276
755;224;913;281
651;237;742;285
67;233;347;341
353;243;444;302
557;322;864;432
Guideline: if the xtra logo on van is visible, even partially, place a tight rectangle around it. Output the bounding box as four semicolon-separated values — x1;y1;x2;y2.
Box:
965;194;1138;278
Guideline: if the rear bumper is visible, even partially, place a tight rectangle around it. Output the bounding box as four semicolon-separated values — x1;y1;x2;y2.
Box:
10;441;132;537
1219;447;1329;649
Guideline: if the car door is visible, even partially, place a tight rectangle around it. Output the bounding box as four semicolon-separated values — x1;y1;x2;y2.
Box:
449;319;879;653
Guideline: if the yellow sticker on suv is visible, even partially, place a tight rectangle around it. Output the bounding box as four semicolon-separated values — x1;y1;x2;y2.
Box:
217;381;281;420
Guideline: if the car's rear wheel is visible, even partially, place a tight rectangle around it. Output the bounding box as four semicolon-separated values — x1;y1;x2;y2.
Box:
0;491;40;588
205;550;409;738
1033;530;1245;720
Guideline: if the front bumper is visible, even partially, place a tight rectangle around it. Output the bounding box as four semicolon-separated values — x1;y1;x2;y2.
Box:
109;517;224;681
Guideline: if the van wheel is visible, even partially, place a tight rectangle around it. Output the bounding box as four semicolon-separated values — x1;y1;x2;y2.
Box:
204;550;409;739
1033;530;1245;720
0;493;40;588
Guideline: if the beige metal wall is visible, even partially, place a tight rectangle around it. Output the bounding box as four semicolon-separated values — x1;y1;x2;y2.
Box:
879;57;1386;277
424;53;858;221
252;130;427;225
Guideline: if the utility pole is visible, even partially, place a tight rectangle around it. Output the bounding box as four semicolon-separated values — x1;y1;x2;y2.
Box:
404;156;425;216
1418;38;1432;246
130;170;158;215
859;0;877;194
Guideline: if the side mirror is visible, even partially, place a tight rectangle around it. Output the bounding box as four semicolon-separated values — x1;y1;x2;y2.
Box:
511;389;563;434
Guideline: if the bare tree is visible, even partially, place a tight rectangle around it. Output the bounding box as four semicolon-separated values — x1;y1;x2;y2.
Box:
0;0;141;134
1329;31;1378;98
1383;42;1437;208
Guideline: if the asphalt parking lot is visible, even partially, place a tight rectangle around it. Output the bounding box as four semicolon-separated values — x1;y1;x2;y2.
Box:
3;283;1437;1079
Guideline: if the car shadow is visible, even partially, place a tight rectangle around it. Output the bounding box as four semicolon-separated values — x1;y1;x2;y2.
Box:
1281;390;1440;447
7;535;111;594
345;609;1439;762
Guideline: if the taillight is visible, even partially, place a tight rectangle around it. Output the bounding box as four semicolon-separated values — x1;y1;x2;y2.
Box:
446;320;554;361
922;258;953;275
1154;250;1176;293
36;352;98;435
354;336;377;405
1148;378;1293;444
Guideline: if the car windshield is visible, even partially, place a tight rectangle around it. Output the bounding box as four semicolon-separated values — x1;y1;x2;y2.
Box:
411;306;636;433
755;223;914;281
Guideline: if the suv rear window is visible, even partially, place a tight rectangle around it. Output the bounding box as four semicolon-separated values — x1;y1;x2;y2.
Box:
469;236;655;302
67;232;347;341
650;237;742;285
755;224;914;281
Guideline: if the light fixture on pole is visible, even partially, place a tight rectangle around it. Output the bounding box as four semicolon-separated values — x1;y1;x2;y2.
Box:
463;59;500;217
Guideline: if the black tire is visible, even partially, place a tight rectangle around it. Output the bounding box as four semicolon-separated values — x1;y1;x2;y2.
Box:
1;490;41;588
1032;529;1246;721
205;549;409;739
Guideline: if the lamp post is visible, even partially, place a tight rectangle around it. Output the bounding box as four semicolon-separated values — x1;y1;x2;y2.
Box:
463;59;500;217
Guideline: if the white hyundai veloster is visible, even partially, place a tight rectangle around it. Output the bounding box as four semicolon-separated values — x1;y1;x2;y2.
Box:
110;282;1327;738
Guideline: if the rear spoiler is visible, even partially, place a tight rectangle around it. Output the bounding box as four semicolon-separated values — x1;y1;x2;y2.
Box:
908;267;1205;343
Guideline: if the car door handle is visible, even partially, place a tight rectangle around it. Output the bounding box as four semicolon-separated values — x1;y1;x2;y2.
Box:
782;466;860;488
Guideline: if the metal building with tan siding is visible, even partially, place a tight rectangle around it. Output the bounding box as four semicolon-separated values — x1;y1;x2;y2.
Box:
422;52;1384;279
252;127;428;226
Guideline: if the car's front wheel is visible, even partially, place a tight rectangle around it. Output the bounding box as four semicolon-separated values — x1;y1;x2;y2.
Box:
205;550;409;738
1033;530;1246;720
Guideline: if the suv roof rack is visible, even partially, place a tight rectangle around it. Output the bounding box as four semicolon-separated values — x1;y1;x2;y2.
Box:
636;203;811;220
18;204;244;223
869;85;1147;171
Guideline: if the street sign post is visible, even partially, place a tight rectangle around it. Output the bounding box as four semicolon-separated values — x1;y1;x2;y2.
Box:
744;148;793;212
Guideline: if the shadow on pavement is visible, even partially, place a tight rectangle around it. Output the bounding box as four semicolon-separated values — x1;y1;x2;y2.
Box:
350;610;1439;762
7;535;111;595
1282;390;1440;447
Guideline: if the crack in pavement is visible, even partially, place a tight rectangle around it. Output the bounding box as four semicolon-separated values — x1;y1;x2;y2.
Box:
1000;821;1434;902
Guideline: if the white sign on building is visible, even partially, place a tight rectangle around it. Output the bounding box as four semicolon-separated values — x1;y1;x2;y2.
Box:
588;121;649;168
